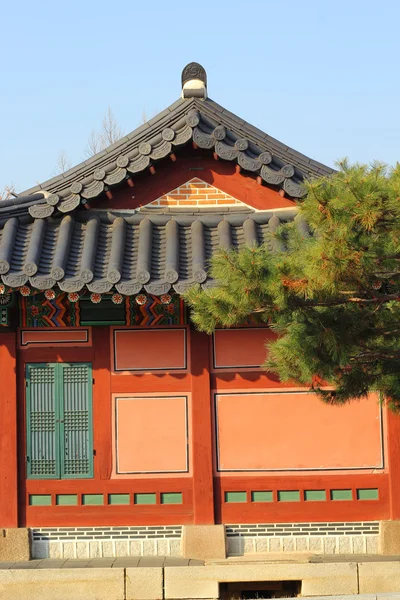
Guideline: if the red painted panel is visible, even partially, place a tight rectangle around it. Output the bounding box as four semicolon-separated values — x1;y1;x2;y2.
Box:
113;328;187;372
115;396;188;474
215;392;382;471
213;328;274;370
19;328;91;348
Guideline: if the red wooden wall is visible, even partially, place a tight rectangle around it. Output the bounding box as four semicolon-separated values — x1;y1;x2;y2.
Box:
0;325;398;527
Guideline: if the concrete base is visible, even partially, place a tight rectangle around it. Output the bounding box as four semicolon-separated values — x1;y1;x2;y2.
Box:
182;525;226;561
379;521;400;555
164;562;358;598
0;528;30;562
0;568;125;600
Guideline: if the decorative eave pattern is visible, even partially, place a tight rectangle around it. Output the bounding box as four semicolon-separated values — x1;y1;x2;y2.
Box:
15;97;334;220
0;209;300;294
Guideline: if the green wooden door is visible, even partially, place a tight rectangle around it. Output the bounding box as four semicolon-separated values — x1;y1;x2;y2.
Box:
26;364;60;479
26;363;93;479
60;363;93;479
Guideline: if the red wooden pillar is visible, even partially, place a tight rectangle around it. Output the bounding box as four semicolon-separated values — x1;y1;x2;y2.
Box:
387;407;400;520
0;333;18;527
190;330;215;524
92;327;112;480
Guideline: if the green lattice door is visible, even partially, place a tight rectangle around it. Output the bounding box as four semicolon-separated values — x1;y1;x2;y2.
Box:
26;363;93;479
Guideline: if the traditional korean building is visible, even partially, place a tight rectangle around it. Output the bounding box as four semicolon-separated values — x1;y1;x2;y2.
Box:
0;63;398;561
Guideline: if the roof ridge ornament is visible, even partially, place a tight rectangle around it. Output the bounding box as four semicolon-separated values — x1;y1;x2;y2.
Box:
181;62;207;100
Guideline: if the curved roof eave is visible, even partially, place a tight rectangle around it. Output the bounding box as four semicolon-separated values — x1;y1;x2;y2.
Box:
15;96;335;220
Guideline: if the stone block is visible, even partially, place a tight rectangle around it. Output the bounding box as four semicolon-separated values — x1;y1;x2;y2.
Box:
353;535;367;554
182;525;226;560
294;536;309;552
49;542;62;559
169;539;181;556
380;520;400;554
130;540;142;555
339;536;352;554
227;537;243;556
0;568;124;600
0;528;30;561
255;537;268;553
89;541;101;558
359;561;400;594
31;541;48;559
244;537;255;553
323;537;337;554
102;541;114;557
309;536;323;553
143;540;156;556
366;535;379;554
126;567;163;600
62;542;75;559
164;562;358;599
115;540;129;557
268;537;282;552
283;537;295;552
156;539;169;556
76;542;89;559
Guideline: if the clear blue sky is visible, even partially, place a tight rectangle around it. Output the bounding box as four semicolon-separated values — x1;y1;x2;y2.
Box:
1;0;399;193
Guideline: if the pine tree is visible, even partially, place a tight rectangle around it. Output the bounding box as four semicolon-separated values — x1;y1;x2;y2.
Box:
185;161;400;409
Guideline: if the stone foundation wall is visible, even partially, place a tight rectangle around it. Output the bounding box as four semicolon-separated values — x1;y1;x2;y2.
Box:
226;522;380;555
31;526;182;559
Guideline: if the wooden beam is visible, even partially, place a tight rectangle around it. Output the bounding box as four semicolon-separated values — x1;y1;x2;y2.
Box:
149;166;156;175
256;175;262;185
126;178;134;188
235;164;241;174
105;190;113;200
212;152;219;161
192;142;199;150
170;153;177;162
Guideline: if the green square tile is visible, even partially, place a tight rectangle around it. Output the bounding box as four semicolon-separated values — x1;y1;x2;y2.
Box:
304;490;326;502
330;489;353;501
29;495;52;506
134;493;156;505
278;490;300;502
357;488;379;500
251;491;273;503
224;491;247;503
56;494;78;506
82;494;104;506
160;493;182;505
108;494;130;505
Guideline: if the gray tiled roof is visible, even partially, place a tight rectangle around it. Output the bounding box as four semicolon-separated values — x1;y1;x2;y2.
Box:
15;96;334;220
0;209;297;294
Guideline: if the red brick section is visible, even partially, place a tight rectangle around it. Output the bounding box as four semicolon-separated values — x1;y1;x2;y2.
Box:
147;178;244;208
0;333;18;527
